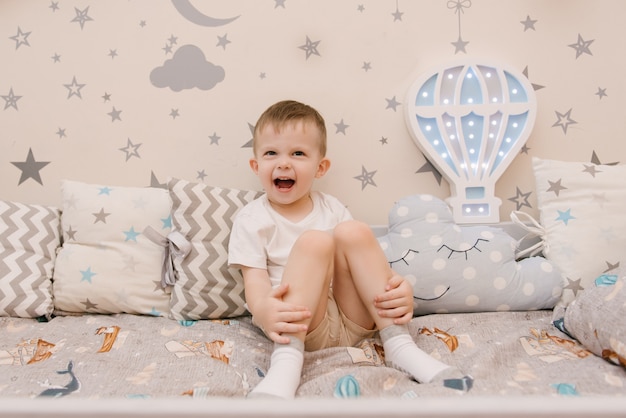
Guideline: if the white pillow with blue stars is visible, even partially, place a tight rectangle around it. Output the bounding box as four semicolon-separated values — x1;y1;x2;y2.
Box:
533;157;626;309
52;180;172;316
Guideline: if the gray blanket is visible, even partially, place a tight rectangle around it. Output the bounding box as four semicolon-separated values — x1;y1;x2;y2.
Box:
0;310;623;399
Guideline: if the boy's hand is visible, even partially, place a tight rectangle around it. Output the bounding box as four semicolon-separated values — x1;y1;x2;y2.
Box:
253;283;311;344
373;273;414;325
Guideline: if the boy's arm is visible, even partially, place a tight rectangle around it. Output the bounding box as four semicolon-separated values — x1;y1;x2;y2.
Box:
241;266;311;344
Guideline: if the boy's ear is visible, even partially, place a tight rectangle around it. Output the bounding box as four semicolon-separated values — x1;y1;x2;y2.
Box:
249;158;259;174
315;158;331;178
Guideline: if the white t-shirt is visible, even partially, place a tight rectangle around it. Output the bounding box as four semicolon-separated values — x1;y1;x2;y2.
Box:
228;191;352;288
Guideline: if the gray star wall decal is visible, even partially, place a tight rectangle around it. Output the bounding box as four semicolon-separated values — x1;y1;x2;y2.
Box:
385;96;401;111
449;0;471;54
568;34;594;59
354;166;377;190
334;119;349;134
416;158;443;185
11;148;50;185
241;122;255;148
2;87;22;110
522;67;545;91
108;107;122;122
64;76;86;99
392;0;404;21
71;6;94;30
552;108;577;134
299;36;321;59
119;138;142;161
451;37;469;54
590;150;619;166
150;171;167;189
521;15;537;31
209;132;221;144
9;26;31;49
217;34;231;49
508;187;532;210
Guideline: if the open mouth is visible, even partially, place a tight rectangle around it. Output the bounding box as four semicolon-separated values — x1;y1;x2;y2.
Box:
274;178;295;189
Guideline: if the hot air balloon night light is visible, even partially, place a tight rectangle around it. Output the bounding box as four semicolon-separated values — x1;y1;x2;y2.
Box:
405;62;537;224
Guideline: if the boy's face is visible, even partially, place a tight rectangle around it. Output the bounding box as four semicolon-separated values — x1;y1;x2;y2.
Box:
250;121;330;213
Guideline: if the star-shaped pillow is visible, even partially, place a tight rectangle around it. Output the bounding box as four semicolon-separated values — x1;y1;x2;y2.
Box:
378;194;562;315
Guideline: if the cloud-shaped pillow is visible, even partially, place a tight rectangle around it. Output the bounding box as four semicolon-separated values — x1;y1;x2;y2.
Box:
377;194;563;315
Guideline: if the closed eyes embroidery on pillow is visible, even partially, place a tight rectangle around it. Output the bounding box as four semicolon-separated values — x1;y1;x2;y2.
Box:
438;238;489;260
388;249;419;267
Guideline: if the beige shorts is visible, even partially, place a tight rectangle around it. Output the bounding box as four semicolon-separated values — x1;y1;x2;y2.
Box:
304;291;377;351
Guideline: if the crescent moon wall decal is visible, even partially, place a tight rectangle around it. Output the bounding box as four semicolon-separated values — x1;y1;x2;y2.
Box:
172;0;240;27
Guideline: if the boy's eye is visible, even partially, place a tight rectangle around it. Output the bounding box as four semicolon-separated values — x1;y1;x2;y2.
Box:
293;151;305;156
265;151;276;156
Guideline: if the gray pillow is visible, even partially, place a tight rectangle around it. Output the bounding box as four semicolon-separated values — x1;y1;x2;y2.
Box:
0;200;60;319
167;178;262;320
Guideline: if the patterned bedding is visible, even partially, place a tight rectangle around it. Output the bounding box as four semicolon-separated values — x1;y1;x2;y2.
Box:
1;310;624;400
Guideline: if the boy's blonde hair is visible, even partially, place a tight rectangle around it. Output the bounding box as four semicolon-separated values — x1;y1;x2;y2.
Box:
253;100;327;156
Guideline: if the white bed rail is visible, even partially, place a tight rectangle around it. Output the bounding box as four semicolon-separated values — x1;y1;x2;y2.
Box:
1;396;626;418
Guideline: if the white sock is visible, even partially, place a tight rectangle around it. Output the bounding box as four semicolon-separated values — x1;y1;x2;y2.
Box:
380;324;454;383
248;337;304;399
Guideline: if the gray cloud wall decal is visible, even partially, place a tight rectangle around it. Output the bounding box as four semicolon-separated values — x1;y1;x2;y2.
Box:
150;45;225;92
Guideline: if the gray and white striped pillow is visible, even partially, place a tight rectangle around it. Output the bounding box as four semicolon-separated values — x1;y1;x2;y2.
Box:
0;200;61;319
167;178;263;320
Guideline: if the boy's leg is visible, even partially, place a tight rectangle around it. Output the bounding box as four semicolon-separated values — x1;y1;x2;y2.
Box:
332;221;467;386
249;230;333;399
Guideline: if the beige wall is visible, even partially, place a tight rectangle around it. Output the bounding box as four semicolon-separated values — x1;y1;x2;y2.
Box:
1;0;625;225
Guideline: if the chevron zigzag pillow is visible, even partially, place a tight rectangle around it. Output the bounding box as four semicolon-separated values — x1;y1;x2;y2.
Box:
0;200;61;319
167;178;263;320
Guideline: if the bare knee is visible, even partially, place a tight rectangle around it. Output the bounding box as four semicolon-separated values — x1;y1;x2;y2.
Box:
293;229;335;257
334;220;375;245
